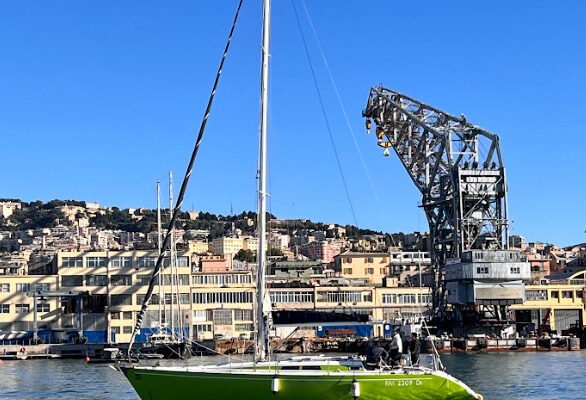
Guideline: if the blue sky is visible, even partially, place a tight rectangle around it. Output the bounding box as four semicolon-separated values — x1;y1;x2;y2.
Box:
1;1;585;246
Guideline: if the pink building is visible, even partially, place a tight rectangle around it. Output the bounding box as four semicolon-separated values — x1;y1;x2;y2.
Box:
200;253;233;272
298;241;342;263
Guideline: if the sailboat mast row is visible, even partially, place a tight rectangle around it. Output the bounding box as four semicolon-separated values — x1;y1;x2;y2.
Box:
255;0;271;363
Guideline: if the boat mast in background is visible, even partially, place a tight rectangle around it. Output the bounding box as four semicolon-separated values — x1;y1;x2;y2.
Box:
156;181;164;332
255;0;271;363
168;171;176;340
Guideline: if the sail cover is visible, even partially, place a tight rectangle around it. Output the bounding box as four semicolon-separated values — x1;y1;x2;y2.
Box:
271;310;370;327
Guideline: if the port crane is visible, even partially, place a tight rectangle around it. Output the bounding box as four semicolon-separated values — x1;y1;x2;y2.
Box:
363;86;530;333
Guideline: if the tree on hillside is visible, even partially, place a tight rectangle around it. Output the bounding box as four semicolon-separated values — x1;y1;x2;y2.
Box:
234;249;256;262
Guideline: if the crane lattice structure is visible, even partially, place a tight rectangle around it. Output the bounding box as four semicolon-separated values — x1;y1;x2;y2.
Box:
363;86;511;314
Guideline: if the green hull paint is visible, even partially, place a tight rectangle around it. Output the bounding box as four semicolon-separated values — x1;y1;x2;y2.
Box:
122;367;479;400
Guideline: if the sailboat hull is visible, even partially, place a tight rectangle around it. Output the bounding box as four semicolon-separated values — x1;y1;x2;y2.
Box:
121;366;481;400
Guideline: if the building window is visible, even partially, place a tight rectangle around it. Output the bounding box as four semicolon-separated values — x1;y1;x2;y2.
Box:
86;275;108;286
111;312;120;320
476;266;489;274
418;294;432;304
111;275;132;286
123;311;133;320
363;293;373;302
562;291;573;299
136;294;160;305
193;292;253;304
345;258;352;264
550;291;559;299
233;309;253;320
62;257;82;267
62;275;83;287
36;303;50;312
137;257;157;267
112;326;121;334
193;324;212;333
382;294;396;304
0;304;9;313
510;267;521;274
235;323;253;332
192;274;252;285
34;283;50;292
86;257;107;268
111;256;133;268
212;309;233;325
193;310;208;322
0;283;9;293
398;294;417;304
15;304;30;314
525;290;548;301
270;291;314;303
177;274;190;285
366;268;374;275
111;295;133;306
16;283;31;292
178;293;190;304
319;291;362;303
343;268;352;275
380;268;386;274
123;326;133;334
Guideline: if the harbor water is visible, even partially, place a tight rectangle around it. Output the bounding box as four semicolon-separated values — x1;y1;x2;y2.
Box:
1;352;584;400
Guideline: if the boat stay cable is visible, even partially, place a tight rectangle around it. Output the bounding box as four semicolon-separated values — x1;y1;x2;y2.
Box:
127;0;245;360
291;0;358;227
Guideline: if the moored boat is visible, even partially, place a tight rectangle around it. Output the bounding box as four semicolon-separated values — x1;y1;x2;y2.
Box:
121;356;482;400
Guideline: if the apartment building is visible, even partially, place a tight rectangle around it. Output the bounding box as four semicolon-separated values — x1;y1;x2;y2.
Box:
335;252;390;285
211;237;244;256
389;250;432;283
299;241;342;263
0;275;59;333
54;250;192;343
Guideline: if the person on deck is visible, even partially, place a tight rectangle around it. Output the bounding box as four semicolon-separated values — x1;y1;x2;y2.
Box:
362;340;389;370
389;328;403;366
410;332;421;366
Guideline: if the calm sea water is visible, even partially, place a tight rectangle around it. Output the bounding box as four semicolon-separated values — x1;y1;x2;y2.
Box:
1;352;584;399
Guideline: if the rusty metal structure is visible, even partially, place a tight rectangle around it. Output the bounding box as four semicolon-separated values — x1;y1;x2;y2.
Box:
363;86;529;331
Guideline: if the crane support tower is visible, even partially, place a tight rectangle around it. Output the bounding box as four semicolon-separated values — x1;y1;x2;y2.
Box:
363;86;530;333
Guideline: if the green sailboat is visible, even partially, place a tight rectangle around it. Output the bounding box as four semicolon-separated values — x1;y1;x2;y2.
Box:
121;1;483;399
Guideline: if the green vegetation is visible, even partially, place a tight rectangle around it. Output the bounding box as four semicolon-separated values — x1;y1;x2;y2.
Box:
1;199;396;242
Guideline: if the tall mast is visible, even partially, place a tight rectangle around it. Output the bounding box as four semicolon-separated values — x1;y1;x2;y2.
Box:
157;181;164;331
255;0;271;362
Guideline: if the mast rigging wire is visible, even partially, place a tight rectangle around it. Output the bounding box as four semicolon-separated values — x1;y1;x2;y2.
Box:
299;0;396;246
127;0;245;359
291;0;358;226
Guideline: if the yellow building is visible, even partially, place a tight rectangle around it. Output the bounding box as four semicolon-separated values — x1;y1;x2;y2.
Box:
55;250;193;343
511;270;585;333
334;252;390;285
0;275;59;333
187;240;210;255
211;237;244;256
